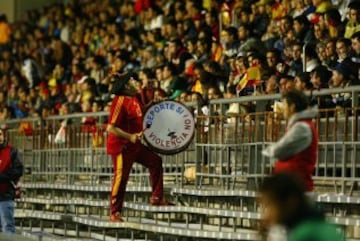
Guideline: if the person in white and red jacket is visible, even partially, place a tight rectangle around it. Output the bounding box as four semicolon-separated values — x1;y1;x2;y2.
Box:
262;90;318;191
0;128;23;233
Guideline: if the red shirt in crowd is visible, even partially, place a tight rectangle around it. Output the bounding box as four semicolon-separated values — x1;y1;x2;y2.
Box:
106;95;143;155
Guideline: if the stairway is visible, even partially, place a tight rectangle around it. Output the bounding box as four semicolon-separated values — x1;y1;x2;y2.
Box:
15;182;360;241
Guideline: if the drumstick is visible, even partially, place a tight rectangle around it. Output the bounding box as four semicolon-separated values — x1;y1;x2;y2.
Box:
142;123;152;132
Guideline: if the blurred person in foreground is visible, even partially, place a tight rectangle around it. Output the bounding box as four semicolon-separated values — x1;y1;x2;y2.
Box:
259;173;345;241
0;128;24;233
106;72;172;223
262;90;318;191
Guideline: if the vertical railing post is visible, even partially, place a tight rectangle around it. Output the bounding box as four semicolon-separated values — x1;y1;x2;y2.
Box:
302;42;308;72
195;100;202;188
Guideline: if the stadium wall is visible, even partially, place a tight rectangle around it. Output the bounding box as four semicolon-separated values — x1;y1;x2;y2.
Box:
0;0;61;22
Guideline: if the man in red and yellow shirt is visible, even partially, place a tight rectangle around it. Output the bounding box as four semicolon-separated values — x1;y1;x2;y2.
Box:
107;73;171;222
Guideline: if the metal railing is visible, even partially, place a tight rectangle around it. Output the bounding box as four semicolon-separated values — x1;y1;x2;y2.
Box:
5;86;359;240
1;86;359;193
193;86;360;192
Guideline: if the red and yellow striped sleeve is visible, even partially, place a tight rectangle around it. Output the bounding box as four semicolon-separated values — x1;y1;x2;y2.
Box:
109;96;124;125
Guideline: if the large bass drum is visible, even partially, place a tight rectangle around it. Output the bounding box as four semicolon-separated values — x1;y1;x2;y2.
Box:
142;100;195;155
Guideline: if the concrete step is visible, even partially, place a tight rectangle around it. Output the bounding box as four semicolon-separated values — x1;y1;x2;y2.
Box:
20;228;154;241
15;210;259;241
171;188;360;204
16;198;360;228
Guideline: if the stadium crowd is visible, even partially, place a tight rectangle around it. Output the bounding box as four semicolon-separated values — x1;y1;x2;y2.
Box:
0;0;360;122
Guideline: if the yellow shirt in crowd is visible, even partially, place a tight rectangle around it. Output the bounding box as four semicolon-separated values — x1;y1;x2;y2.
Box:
0;22;11;45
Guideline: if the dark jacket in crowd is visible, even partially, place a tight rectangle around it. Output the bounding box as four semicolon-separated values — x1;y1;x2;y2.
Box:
0;144;23;201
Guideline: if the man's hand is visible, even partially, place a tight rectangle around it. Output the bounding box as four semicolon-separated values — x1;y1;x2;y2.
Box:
129;132;143;144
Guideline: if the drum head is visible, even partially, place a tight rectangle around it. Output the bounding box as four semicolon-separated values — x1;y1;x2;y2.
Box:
143;100;195;155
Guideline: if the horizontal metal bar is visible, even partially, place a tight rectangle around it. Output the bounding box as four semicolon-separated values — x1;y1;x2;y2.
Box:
1;86;359;125
72;215;260;240
21;229;151;241
171;188;360;204
22;183;151;193
328;216;360;226
171;188;257;197
18;197;261;219
15;210;62;220
208;86;360;105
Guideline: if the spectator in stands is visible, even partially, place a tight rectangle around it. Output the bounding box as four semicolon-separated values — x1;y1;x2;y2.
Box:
191;63;216;97
0;14;11;51
259;173;345;241
325;9;345;38
89;55;107;84
266;49;281;74
0;128;23;233
78;76;97;103
207;86;223;101
262;89;318;191
162;63;188;99
292;0;307;17
106;72;172;223
294;72;312;91
205;60;228;92
293;15;312;43
303;44;320;72
274;16;294;52
313;0;333;13
263;75;279;112
310;65;335;109
311;65;331;89
50;36;73;70
330;63;353;108
279;75;295;94
265;75;279;95
141;46;158;69
49;85;66;113
143;6;163;31
324;38;338;68
185;37;198;60
204;9;219;41
0;0;360;121
69;62;84;83
21;53;44;89
0;107;14;121
262;20;278;49
223;27;240;57
238;25;265;54
178;91;189;103
13;87;30;118
290;42;304;75
313;23;329;43
137;68;162;108
351;31;360;64
231;52;247;82
196;38;211;64
167;38;192;73
344;1;360;39
111;52;132;74
316;42;327;66
336;38;352;63
253;0;270;37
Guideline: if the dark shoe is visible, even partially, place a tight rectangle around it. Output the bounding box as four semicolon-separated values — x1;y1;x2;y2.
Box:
150;197;175;206
110;212;123;222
